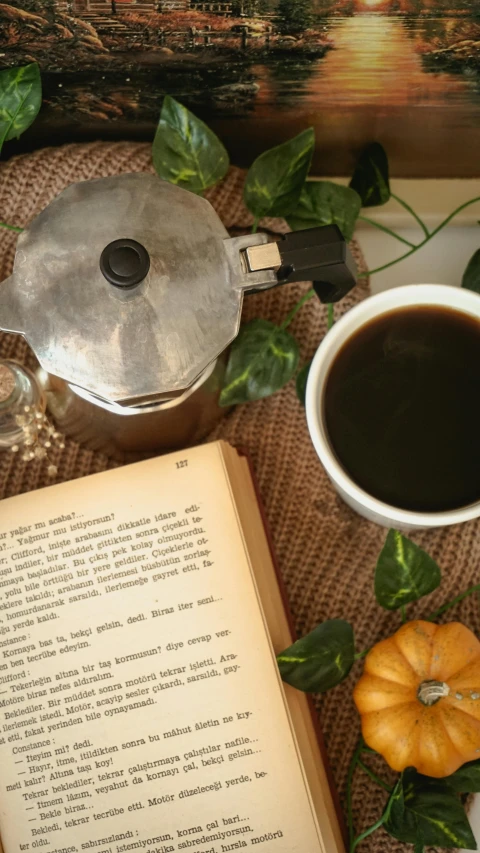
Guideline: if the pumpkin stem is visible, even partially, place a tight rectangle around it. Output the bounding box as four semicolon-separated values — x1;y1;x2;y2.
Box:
417;679;450;706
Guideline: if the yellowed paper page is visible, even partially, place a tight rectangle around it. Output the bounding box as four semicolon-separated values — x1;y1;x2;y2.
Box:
0;442;324;853
221;446;344;853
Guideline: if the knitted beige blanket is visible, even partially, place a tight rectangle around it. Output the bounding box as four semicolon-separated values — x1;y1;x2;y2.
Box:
1;143;478;852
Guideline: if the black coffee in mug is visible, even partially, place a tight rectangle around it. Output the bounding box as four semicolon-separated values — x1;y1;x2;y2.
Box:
324;305;480;512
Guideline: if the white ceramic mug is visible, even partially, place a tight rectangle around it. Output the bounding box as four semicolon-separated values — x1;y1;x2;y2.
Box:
306;283;480;529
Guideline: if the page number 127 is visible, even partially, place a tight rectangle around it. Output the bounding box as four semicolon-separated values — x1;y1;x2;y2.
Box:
176;460;188;469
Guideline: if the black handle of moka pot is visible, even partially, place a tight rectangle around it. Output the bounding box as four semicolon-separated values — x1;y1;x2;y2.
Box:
275;225;357;303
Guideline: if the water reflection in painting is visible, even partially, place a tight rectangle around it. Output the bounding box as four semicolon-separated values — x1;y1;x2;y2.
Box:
1;0;479;174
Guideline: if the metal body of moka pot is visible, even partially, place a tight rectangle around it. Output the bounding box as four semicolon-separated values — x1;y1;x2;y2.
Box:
0;173;356;460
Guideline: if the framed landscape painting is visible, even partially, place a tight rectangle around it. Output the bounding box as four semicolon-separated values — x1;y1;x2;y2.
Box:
1;0;479;175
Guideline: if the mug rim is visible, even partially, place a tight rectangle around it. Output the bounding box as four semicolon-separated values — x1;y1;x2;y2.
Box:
305;283;480;528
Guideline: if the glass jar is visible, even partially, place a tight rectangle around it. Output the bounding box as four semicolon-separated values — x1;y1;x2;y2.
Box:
0;360;46;451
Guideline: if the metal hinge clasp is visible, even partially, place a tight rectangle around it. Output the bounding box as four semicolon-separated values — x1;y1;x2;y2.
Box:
226;224;358;301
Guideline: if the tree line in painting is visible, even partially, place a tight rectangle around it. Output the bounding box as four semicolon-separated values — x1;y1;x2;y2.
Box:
2;0;479;63
0;0;478;128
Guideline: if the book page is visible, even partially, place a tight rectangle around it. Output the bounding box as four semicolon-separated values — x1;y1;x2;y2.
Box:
0;442;325;853
222;448;344;853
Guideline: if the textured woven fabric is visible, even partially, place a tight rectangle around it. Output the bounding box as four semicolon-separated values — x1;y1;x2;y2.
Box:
1;144;478;852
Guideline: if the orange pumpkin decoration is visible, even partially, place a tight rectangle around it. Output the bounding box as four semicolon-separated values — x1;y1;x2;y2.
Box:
353;620;480;778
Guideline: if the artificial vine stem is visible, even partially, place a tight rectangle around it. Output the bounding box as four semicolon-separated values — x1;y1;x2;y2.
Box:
350;810;390;853
356;240;425;278
0;222;23;233
358;195;480;279
354;649;369;660
251;216;260;235
426;583;480;621
391;192;429;238
350;772;396;853
357;215;415;248
400;604;407;623
426;195;480;237
280;287;315;330
357;758;392;793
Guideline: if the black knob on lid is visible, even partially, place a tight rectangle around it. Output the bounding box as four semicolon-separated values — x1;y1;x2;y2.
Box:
100;238;150;289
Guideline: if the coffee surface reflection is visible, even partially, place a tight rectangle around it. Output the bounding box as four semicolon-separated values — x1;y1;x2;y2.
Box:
324;306;480;512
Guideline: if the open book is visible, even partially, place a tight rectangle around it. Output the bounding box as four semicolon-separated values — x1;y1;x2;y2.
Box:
0;440;343;853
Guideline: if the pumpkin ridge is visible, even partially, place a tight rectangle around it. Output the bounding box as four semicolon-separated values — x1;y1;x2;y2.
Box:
361;700;419;715
442;699;480;724
361;705;422;771
439;705;480;762
360;670;418;691
390;638;418;677
391;622;436;679
360;702;421;738
395;707;424;767
415;707;464;778
436;711;466;768
430;623;480;682
445;655;480;687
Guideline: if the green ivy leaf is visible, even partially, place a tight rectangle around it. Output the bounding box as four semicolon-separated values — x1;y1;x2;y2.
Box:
287;181;361;241
349;142;390;207
0;63;42;155
447;759;480;793
375;529;441;611
462;248;480;294
152;95;229;194
385;768;476;850
277;619;354;693
219;319;299;407
244;128;315;219
296;361;312;406
385;777;412;840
